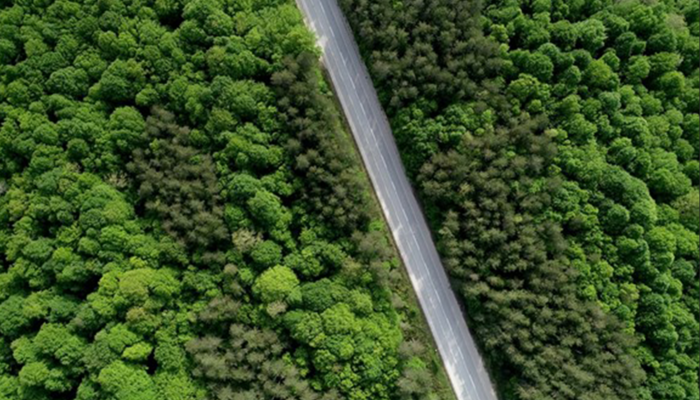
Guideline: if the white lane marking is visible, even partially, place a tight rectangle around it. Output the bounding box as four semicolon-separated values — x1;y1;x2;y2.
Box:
434;293;443;307
347;91;358;110
378;153;389;172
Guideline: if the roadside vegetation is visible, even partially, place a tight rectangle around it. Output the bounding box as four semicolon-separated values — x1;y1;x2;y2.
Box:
0;0;450;399
339;0;699;399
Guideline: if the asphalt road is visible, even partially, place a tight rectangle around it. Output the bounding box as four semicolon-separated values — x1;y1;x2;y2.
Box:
294;2;498;400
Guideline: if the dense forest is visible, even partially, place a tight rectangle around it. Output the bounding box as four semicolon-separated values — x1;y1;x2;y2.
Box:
0;0;452;399
339;0;699;399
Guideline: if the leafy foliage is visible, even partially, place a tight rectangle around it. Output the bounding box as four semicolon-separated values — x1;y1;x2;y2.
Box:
340;0;699;399
0;0;450;399
128;107;227;259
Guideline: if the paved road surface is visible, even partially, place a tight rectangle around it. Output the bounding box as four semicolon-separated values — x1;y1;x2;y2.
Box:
295;2;498;400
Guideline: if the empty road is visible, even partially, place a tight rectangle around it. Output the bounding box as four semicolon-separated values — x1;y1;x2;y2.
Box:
294;2;498;400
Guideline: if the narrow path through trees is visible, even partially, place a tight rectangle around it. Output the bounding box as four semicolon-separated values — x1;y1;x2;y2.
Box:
295;2;498;399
